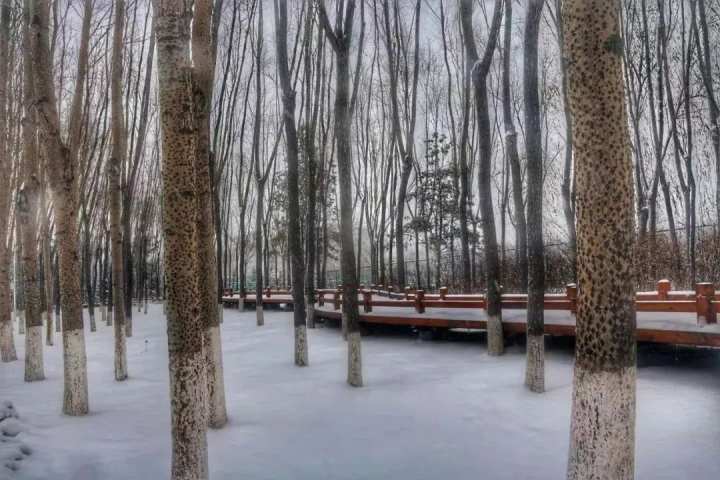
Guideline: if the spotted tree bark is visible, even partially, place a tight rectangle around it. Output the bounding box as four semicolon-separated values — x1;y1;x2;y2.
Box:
192;0;227;429
19;0;44;381
0;0;16;363
563;1;637;478
109;0;127;382
30;0;91;415
154;0;209;477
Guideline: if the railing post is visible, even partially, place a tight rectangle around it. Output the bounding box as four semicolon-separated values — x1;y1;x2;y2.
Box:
566;283;578;315
363;290;372;313
265;287;271;298
318;290;324;307
657;279;671;300
439;286;448;300
696;282;716;325
415;290;425;314
333;287;342;311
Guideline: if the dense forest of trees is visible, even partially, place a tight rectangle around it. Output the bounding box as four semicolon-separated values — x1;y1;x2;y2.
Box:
0;0;719;478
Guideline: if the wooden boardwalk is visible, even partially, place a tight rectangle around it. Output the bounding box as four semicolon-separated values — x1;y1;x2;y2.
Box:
221;281;720;348
313;303;720;348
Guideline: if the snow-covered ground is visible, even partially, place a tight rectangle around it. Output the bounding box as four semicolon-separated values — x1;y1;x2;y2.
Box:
1;304;719;480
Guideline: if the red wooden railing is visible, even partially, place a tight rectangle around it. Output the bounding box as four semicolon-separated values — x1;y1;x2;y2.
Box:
316;279;718;326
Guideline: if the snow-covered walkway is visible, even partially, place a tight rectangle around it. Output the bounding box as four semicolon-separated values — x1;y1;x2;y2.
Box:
1;305;718;479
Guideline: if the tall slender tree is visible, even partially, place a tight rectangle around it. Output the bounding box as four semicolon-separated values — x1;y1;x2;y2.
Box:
564;0;637;477
501;0;527;292
0;0;17;363
318;0;363;387
30;0;91;415
154;0;208;477
20;0;44;381
524;0;545;393
109;0;128;382
193;0;228;429
459;0;504;355
274;0;308;366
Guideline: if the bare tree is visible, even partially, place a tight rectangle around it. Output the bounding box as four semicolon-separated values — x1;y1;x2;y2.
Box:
109;0;128;382
193;0;228;429
380;0;421;291
501;0;527;292
459;0;504;355
19;0;44;381
275;0;308;366
524;0;545;393
31;0;92;415
318;0;363;387
0;0;16;363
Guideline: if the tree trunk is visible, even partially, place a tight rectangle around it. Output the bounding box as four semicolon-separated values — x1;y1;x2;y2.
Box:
555;0;577;281
274;0;308;366
109;0;128;381
253;0;265;327
42;205;53;346
318;0;362;387
502;0;527;292
193;0;227;429
31;0;91;416
563;1;637;477
155;0;209;477
0;0;17;363
460;0;504;356
523;0;544;393
20;0;44;380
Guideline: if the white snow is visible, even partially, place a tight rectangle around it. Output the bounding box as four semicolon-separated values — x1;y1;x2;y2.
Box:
0;304;718;479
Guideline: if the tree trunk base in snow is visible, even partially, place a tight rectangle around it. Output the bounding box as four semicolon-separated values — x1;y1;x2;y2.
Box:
62;328;89;416
0;319;17;362
307;304;315;329
144;302;148;315
256;306;264;326
341;313;348;341
125;316;133;337
45;320;53;346
106;310;113;327
347;331;363;387
294;325;308;366
524;334;544;393
169;349;209;479
486;315;504;355
114;315;128;381
567;366;636;479
18;310;25;335
238;297;244;311
206;325;227;429
24;325;45;382
89;314;97;332
55;313;62;332
101;305;107;325
217;304;223;324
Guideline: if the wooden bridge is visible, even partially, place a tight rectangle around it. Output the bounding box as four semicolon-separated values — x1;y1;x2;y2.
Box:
222;280;720;348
